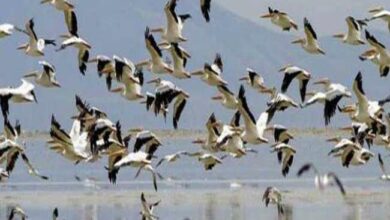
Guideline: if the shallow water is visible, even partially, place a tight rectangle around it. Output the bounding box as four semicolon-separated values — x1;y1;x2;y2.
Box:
1;135;390;219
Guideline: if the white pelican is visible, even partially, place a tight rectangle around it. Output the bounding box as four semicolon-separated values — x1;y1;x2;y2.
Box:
0;168;8;182
279;64;311;102
17;19;56;57
237;85;270;145
360;31;390;77
343;147;374;167
215;124;246;158
292;18;325;55
191;53;227;86
8;206;27;220
200;0;212;22
271;143;296;176
156;151;187;167
140;192;160;220
63;9;78;37
147;78;189;129
211;85;238;110
185;152;225;170
111;56;144;100
265;124;294;144
88;55;115;89
0;79;37;120
302;79;352;125
297;163;346;196
267;87;299;114
0;23;24;38
367;6;390;31
239;68;272;94
1;119;21;142
262;186;284;216
168;42;191;79
378;154;390;180
138;27;173;74
333;16;366;45
40;0;74;11
57;36;91;75
24;61;61;88
192;113;220;153
261;7;298;31
151;0;191;43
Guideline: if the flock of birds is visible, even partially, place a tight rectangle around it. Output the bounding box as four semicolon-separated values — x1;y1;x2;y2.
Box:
1;0;390;219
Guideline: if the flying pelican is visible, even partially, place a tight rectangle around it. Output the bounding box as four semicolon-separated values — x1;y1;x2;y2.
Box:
138;27;173;74
267;87;299;115
140;192;160;220
192;113;220;153
200;0;212;22
40;0;74;11
0;119;21;142
0;23;24;38
17;19;56;57
211;85;238;110
0;168;9;182
271;143;296;176
239;68;272;94
279;64;311;102
57;36;91;75
360;31;390;77
185;151;225;170
147;78;189;129
378;153;390;180
214;122;247;158
261;7;298;31
111;56;144;100
151;0;191;43
292;18;325;55
191;53;227;87
24;61;61;88
237;85;271;145
156;151;187;167
0;79;37;120
333;16;366;45
297;163;346;196
262;186;284;216
367;6;390;32
8;206;27;220
88;55;115;89
265;124;294;144
167;42;191;79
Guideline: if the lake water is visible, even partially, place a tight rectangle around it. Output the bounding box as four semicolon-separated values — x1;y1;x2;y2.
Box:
1;134;389;220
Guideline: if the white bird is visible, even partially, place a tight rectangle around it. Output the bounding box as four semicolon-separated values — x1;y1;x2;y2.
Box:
110;56;144;101
200;0;212;22
333;16;366;45
237;85;271;145
88;55;115;89
292;18;325;55
24;61;61;88
367;6;390;32
265;124;294;144
279;64;311;102
140;192;160;220
211;85;238;110
17;19;56;57
156;151;187;167
0;23;24;39
262;186;284;216
1;119;21;142
192;113;220;153
360;31;390;77
8;206;28;220
151;0;191;43
0;79;37;120
297;163;346;196
378;153;390;181
185;151;225;170
271;143;296;176
239;68;272;94
0;168;9;182
267;87;299;114
40;0;74;11
57;36;91;75
215;123;246;158
167;42;191;79
191;53;227;87
138;27;173;75
261;7;298;31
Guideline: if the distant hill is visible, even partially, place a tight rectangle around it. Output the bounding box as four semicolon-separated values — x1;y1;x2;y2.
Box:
0;0;389;131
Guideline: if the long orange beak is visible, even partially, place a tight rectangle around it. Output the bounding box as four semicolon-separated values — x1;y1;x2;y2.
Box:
261;14;272;18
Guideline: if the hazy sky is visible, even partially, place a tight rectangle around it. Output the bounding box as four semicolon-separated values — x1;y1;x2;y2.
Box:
216;0;390;35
